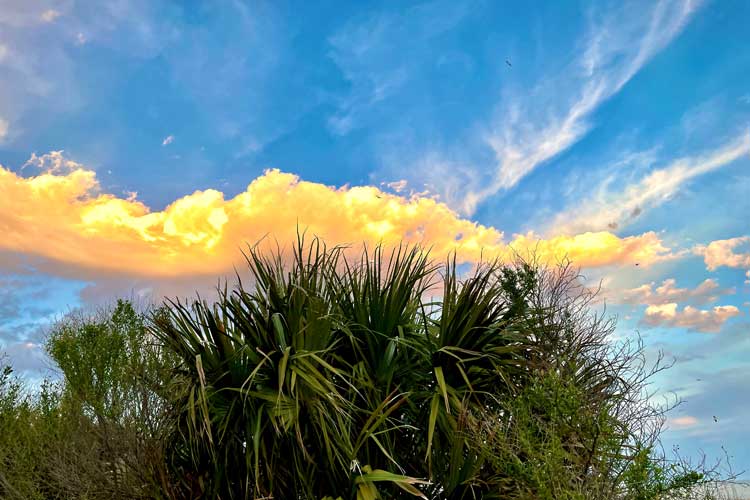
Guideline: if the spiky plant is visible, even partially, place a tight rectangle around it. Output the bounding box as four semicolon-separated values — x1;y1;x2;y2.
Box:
153;237;423;498
151;235;537;499
151;235;713;500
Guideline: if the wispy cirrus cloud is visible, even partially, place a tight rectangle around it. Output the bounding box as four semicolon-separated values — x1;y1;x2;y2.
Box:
327;0;469;135
0;0;178;145
0;151;676;279
453;0;700;215
0;118;8;141
550;132;750;234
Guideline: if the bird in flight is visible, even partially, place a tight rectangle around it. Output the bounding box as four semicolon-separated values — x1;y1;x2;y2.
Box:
505;59;512;67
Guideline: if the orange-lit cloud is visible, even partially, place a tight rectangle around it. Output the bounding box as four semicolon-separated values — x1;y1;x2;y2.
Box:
668;416;699;429
642;303;740;333
0;152;677;278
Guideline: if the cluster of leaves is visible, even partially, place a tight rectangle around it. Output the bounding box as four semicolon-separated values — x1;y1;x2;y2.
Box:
0;236;734;499
0;300;180;499
151;237;724;499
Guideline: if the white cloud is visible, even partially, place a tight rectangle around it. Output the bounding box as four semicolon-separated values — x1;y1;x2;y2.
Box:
386;179;408;193
0;2;69;27
40;9;61;23
620;278;733;306
642;302;740;333
22;149;84;174
694;236;750;271
0;1;180;146
551;133;750;234
453;0;700;215
0;118;8;140
162;134;174;146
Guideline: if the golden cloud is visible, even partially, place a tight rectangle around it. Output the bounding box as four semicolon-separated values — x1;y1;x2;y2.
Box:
0;154;676;278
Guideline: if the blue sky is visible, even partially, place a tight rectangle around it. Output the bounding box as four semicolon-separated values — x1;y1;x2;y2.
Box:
1;0;749;477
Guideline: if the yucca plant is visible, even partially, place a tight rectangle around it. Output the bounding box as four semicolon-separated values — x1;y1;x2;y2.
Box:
151;235;537;499
151;234;713;500
152;237;434;499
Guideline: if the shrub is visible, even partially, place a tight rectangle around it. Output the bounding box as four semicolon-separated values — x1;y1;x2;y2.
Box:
150;237;723;499
0;300;181;499
0;238;732;499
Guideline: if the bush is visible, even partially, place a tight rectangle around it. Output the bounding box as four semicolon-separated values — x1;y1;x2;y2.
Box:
150;238;725;499
0;238;733;499
0;300;181;499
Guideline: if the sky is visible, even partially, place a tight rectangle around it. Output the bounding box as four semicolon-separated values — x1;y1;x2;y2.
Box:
1;0;749;477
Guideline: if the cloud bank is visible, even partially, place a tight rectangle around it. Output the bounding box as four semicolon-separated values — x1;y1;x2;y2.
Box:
0;152;676;279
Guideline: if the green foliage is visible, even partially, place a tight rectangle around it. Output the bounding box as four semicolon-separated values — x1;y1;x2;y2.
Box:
48;299;144;420
0;237;730;499
150;236;724;499
152;240;438;498
0;300;179;499
621;445;706;500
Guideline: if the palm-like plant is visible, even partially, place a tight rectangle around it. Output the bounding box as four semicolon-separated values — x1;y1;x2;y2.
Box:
151;235;668;499
153;237;444;499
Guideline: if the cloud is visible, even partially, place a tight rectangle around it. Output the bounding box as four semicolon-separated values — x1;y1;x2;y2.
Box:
694;236;750;271
0;341;49;375
453;0;699;214
551;132;750;234
0;2;69;27
0;0;179;146
40;9;61;23
642;303;740;333
327;0;469;135
0;277;58;326
620;278;734;306
0;118;8;140
162;134;174;146
385;179;408;193
668;416;699;429
0;152;677;279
